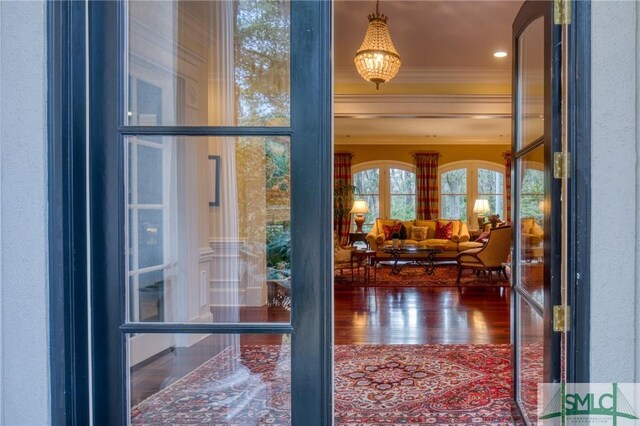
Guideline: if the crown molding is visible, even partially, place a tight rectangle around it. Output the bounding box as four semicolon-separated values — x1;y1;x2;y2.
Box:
335;67;511;85
334;93;511;116
334;136;511;146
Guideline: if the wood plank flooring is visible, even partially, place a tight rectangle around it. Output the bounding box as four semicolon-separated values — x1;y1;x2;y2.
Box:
130;286;511;407
334;286;511;345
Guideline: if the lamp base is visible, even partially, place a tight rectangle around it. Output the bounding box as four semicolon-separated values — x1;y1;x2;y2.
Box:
354;215;365;233
477;217;486;231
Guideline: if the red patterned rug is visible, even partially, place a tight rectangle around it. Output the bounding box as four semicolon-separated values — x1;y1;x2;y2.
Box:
131;344;514;425
336;263;510;287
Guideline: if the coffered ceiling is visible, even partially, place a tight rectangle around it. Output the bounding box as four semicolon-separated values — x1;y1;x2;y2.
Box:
333;0;524;146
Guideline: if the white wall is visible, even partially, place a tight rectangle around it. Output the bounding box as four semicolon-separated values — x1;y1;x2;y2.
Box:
0;1;51;424
590;0;639;382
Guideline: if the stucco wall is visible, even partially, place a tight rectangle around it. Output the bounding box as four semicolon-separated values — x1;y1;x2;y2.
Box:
0;1;51;424
590;0;639;382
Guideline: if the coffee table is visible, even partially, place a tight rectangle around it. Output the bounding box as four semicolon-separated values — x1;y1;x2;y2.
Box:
382;246;443;275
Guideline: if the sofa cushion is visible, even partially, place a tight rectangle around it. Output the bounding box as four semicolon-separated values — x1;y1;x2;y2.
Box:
435;221;454;239
412;226;429;241
415;220;436;238
401;220;414;237
382;223;403;240
458;241;484;252
438;219;461;238
419;239;458;251
376;218;396;233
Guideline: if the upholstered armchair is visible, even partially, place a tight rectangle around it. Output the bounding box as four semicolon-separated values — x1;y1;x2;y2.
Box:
334;232;365;280
455;225;512;284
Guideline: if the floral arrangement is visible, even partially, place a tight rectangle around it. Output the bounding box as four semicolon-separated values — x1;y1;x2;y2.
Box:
488;214;501;228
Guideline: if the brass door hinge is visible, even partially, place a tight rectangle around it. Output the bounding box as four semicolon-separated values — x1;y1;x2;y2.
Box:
554;0;572;25
554;152;570;179
553;305;571;332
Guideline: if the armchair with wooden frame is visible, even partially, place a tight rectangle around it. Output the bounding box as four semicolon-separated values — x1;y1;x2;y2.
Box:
455;225;512;285
334;232;367;281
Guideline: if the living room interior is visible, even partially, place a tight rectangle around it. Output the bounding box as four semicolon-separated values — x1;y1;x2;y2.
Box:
126;1;544;424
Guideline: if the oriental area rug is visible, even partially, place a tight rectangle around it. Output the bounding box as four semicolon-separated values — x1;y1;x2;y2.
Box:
335;262;511;287
131;344;516;425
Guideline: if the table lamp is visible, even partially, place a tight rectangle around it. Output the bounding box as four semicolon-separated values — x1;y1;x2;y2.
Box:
350;200;370;233
473;199;490;230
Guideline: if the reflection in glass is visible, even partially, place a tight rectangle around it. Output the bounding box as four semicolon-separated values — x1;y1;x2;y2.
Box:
517;17;545;148
125;136;291;324
441;168;467;220
129;333;291;425
353;168;380;232
127;0;290;127
517;147;545;303
517;296;543;425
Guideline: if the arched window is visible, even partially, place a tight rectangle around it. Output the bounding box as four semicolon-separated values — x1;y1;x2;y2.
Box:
439;161;505;228
352;161;416;232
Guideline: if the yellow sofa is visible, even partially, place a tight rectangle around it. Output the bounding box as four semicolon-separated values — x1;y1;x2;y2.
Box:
366;218;483;259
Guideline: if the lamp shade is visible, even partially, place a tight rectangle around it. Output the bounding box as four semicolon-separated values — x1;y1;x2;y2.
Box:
350;200;370;214
473;199;490;215
354;1;401;90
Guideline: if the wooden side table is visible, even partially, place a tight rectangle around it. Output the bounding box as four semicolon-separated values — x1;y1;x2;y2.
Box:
348;232;369;248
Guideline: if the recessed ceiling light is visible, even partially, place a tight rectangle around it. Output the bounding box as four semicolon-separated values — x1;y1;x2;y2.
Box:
494;51;508;58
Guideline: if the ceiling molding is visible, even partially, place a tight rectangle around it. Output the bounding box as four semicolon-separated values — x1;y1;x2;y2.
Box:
335;113;512;119
334;136;511;146
334;93;511;116
335;93;510;104
335;67;511;85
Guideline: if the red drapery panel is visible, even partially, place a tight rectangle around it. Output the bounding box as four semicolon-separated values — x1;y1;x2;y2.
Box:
414;152;441;220
334;153;353;245
503;151;512;223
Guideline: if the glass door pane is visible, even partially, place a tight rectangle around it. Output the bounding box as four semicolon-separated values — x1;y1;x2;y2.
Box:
516;16;544;150
129;333;291;424
512;2;562;423
126;0;291;127
125;136;292;325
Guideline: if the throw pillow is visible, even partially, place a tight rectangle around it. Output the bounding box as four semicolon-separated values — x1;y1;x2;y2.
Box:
412;226;429;241
382;223;402;240
434;221;453;239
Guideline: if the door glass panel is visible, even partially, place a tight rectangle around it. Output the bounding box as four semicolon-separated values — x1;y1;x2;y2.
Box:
128;333;291;425
389;168;416;220
517;16;544;149
516;295;543;425
125;136;291;323
517;146;545;303
126;0;290;127
353;168;379;231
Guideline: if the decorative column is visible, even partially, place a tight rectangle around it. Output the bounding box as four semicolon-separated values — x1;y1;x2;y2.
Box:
414;152;441;220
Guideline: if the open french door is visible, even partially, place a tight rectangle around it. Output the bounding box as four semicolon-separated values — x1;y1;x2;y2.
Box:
88;1;332;424
511;1;568;424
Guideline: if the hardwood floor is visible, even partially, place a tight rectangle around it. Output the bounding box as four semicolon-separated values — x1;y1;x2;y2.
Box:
334;286;511;345
129;285;511;407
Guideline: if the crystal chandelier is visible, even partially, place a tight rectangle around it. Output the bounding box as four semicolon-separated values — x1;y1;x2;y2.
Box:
354;0;401;90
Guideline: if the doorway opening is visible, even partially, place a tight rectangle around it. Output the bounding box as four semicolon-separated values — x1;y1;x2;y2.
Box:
333;1;548;424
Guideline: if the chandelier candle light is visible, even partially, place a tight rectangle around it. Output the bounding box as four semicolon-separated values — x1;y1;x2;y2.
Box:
350;200;370;233
354;0;401;90
473;199;491;230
